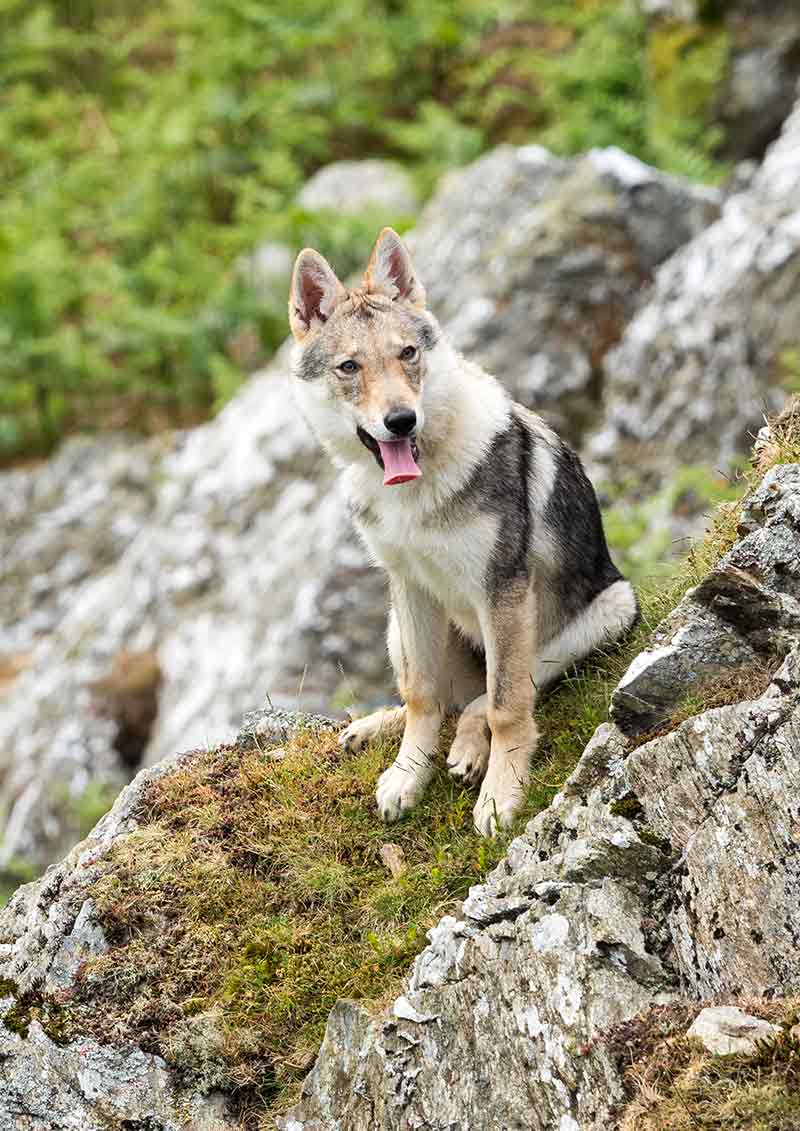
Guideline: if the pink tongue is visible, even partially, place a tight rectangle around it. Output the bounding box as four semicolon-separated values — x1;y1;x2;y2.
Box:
377;438;421;486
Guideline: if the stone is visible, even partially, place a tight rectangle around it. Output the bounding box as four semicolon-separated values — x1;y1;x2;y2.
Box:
296;159;419;217
410;144;719;444
687;1006;781;1056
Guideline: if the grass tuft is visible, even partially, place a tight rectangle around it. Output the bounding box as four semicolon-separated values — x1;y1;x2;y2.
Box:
616;998;800;1130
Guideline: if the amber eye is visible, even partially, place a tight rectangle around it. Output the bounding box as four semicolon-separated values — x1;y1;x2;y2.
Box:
399;345;418;361
339;359;359;374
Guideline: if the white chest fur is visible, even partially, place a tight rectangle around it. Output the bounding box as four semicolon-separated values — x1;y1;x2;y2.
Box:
356;496;497;644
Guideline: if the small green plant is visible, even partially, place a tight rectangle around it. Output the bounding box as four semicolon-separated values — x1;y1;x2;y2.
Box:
602;464;744;584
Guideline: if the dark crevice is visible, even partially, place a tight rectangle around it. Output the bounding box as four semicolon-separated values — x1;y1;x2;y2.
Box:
90;651;162;772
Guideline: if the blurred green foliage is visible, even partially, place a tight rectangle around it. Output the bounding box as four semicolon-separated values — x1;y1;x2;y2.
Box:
1;0;730;459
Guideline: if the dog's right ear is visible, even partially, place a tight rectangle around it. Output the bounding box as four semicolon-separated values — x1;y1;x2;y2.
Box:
289;249;346;341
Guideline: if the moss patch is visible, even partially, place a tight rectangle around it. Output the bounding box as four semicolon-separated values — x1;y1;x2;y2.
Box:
615;998;800;1130
0;976;73;1044
76;731;507;1118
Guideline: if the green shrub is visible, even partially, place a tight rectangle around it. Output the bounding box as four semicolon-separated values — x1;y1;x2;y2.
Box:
0;1;732;459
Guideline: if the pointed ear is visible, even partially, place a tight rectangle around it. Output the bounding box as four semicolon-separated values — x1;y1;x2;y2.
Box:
363;227;425;308
289;249;346;341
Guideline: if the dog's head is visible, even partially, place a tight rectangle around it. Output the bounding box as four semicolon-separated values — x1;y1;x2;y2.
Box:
288;228;439;486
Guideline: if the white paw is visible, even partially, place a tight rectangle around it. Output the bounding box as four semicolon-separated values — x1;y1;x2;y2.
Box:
446;727;490;786
338;714;381;753
338;707;404;753
376;760;427;823
472;767;527;837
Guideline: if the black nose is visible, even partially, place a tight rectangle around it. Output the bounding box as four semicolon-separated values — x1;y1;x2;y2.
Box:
384;407;417;436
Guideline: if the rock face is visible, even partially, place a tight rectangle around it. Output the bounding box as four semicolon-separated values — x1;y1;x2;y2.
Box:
410;144;718;444
592;88;800;482
0;147;718;874
0;746;241;1131
282;463;800;1129
2;462;799;1129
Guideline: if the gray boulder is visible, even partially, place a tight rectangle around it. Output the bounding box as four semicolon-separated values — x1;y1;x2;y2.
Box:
296;159;419;217
410;144;718;444
687;1006;780;1057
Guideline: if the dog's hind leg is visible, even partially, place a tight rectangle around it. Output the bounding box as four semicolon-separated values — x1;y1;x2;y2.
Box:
533;579;638;692
446;693;490;786
339;705;406;753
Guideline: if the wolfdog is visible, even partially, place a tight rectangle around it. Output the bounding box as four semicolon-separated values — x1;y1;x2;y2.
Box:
288;228;637;835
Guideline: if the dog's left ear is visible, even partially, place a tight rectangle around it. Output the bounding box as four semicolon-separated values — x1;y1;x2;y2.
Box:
364;228;426;308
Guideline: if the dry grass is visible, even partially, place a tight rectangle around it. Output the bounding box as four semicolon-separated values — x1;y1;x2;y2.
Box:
626;662;774;750
753;395;800;476
617;999;800;1130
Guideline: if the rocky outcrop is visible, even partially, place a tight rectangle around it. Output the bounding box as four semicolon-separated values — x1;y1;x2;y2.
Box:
282;462;800;1129
410;145;718;444
0;147;718;873
592;87;800;483
1;461;799;1129
0;749;240;1130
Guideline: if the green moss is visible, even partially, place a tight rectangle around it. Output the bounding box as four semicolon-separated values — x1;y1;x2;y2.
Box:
637;828;672;853
0;977;73;1044
609;793;671;853
610;794;645;821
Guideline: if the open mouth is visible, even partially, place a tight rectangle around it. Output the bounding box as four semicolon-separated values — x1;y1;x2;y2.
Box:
357;426;421;487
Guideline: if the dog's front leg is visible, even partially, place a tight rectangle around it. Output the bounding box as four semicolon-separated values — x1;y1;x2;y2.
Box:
376;579;447;822
473;583;538;837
